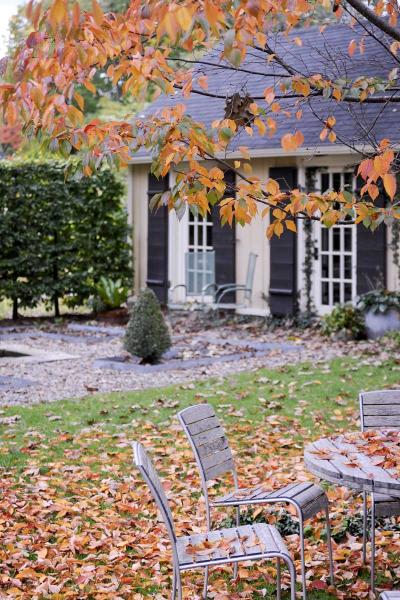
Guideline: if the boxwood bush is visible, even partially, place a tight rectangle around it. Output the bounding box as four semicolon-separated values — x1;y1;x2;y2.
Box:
0;160;131;318
124;288;171;363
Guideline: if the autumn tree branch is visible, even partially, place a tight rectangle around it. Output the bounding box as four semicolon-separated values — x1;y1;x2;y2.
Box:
344;0;400;41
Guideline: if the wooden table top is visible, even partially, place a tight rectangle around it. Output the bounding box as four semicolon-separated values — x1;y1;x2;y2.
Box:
304;430;400;497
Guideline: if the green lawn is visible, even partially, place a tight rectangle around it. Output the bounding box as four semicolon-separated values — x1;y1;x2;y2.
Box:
1;355;398;470
1;354;399;598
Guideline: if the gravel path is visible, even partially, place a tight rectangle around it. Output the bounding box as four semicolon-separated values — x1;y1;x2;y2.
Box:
0;320;394;406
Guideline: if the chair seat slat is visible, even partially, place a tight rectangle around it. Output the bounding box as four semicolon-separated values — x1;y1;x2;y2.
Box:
204;457;236;480
364;416;400;428
187;416;221;436
361;390;400;405
179;404;215;425
196;436;229;458
201;447;233;471
192;425;226;447
364;406;400;416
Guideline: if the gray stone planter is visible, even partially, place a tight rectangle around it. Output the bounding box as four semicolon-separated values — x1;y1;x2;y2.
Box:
364;308;400;339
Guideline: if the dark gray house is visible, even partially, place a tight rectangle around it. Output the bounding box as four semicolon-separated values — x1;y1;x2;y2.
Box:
128;21;400;316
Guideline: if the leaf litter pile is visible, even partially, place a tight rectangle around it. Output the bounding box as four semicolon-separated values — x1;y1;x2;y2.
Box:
2;410;400;598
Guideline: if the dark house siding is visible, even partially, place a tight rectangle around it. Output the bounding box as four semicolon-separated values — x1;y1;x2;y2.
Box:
147;174;169;304
356;183;387;294
269;167;298;316
212;170;236;301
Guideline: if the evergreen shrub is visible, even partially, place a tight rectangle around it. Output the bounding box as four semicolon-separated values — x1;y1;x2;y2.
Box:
124;288;171;363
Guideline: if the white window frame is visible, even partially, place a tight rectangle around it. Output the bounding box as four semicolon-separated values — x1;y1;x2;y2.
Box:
186;210;214;296
313;169;357;315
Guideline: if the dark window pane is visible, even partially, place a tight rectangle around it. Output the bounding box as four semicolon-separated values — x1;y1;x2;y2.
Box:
198;226;203;247
206;211;213;223
333;255;340;278
189;225;194;246
321;255;329;278
321;173;330;193
344;283;352;302
322;282;329;305
344;228;352;251
344;255;352;279
207;225;213;247
322;228;329;251
333;228;340;251
344;172;353;190
333;282;340;303
333;173;341;192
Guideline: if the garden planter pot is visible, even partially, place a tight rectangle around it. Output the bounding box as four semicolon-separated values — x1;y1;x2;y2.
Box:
364;308;400;339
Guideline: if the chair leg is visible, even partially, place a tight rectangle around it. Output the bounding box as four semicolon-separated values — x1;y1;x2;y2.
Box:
172;569;177;600
362;492;368;565
173;568;183;600
324;502;335;585
203;566;209;600
299;516;307;600
276;558;281;600
370;495;376;597
233;506;240;581
282;555;297;600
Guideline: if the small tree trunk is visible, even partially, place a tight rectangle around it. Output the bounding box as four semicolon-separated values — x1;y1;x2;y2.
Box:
54;295;60;318
53;229;60;318
12;298;18;320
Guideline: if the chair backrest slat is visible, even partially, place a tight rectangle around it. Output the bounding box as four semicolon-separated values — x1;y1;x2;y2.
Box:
244;253;258;300
359;390;400;431
178;404;236;482
132;442;177;543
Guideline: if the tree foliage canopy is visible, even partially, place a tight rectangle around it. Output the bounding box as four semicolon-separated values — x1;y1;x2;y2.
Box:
2;0;400;236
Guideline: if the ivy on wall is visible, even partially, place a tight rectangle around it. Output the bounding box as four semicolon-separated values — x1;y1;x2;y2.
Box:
0;160;131;318
303;168;317;317
390;220;400;287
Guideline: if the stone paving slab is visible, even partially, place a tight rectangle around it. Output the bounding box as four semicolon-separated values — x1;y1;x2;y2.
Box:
94;352;251;373
0;330;102;345
0;343;77;364
94;340;301;373
0;375;35;390
67;323;125;336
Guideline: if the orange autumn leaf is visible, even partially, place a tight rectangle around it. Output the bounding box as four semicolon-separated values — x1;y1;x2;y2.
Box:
383;173;397;199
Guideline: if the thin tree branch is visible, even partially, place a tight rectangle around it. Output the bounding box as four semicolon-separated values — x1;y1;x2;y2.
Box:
344;0;400;42
342;3;400;65
166;56;290;78
174;83;400;103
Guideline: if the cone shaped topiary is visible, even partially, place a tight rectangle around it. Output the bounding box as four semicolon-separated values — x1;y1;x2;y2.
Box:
124;287;171;363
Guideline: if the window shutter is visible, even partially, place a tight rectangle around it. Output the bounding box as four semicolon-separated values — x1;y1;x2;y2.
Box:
212;170;236;301
356;179;387;295
269;167;298;316
147;174;169;304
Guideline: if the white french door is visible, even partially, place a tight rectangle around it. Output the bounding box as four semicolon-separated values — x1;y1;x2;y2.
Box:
313;171;357;314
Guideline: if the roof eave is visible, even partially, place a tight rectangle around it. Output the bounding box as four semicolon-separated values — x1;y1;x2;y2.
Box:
128;143;376;166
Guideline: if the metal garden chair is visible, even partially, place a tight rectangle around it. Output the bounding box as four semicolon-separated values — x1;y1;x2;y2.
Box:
380;593;400;599
359;389;400;595
169;251;216;309
202;251;258;311
133;441;296;600
178;404;335;600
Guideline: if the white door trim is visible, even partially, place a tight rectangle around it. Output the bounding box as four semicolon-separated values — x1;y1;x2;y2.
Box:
312;169;357;315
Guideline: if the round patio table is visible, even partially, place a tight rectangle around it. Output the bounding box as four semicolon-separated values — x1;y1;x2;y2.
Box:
304;430;400;497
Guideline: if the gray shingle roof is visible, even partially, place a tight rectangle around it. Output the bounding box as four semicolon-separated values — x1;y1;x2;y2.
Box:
132;21;400;162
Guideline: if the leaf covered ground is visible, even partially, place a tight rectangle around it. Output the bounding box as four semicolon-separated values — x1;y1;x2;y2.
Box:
1;355;400;599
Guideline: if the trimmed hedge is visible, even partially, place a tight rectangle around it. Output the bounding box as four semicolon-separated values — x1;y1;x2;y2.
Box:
0;160;131;318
